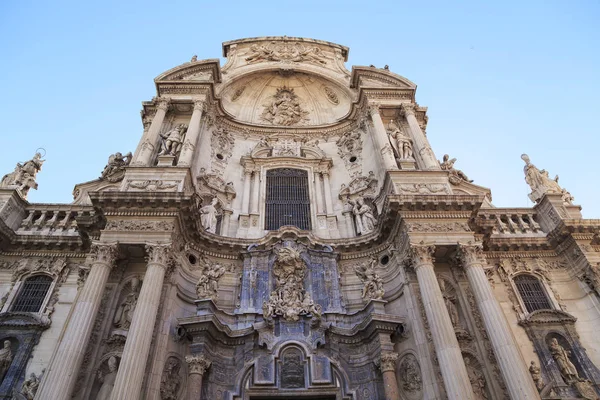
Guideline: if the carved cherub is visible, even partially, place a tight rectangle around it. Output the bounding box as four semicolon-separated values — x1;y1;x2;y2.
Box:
354;257;384;300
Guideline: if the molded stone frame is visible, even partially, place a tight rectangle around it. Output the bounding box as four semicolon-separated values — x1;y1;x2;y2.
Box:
519;309;600;398
1;272;56;315
509;271;562;317
0;313;50;398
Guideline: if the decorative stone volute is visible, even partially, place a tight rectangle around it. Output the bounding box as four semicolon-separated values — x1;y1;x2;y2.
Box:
145;243;172;267
185;354;211;376
378;352;399;373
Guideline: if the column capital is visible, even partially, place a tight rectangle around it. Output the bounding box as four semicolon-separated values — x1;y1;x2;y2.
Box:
408;242;435;268
456;242;486;267
378;352;399;373
155;97;171;111
368;102;381;116
90;241;119;266
186;354;211;376
400;102;417;117
145;242;172;267
192;99;206;112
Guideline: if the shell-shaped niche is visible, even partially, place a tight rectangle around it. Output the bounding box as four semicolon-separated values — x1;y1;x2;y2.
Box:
220;71;351;126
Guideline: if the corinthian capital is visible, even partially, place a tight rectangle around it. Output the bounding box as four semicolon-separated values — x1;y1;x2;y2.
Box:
456;242;486;267
193;99;206;112
89;242;119;266
155;97;171;111
186;354;211;376
368;102;381;116
145;243;172;267
378;352;399;373
408;242;435;268
400;103;416;117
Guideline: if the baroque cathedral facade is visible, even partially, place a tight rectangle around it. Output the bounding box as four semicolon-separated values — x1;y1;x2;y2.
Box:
0;37;598;400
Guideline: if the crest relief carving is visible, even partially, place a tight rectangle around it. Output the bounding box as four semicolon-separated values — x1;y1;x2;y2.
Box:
244;41;330;66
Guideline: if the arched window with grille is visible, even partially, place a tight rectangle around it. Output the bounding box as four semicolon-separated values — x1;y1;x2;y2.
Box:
265;168;312;231
513;274;553;313
10;275;53;313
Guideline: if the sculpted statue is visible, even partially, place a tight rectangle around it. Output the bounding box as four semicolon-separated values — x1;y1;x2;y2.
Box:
19;372;40;400
354;257;385;301
387;120;413;160
158;124;187;156
199;197;219;234
439;154;473;184
96;356;118;400
351;197;376;235
0;340;12;383
521;154;573;204
1;152;45;197
438;279;460;328
548;338;581;384
196;263;226;300
529;361;544;391
113;277;140;330
261;88;308;126
100;151;131;180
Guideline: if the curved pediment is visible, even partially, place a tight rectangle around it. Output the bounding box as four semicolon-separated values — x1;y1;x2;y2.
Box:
155;58;222;83
350;66;416;89
220;70;353;126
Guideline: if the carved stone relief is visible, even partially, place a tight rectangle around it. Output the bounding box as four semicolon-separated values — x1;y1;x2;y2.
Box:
336;129;363;174
160;357;183;400
398;353;422;396
395;183;450;195
464;354;489;399
100;151;131;182
196;263;226;300
126;180;179;191
280;347;305;389
210;128;235;176
245;41;329;65
354;257;384;301
260;87;309;126
104;220;174;231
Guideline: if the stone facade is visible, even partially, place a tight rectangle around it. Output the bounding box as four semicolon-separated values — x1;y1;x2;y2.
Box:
0;36;597;400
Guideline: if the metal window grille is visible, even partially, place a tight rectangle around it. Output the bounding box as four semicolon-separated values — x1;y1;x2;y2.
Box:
265;168;312;231
10;275;53;313
514;274;552;313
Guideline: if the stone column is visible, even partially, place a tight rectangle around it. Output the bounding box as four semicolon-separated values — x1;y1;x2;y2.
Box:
250;171;260;214
379;352;400;400
133;97;170;166
457;243;540;400
178;99;205;167
241;170;252;215
400;103;439;170
410;243;475;400
35;242;118;400
368;104;398;171
322;171;334;214
185;354;211;400
221;209;232;237
314;172;324;214
110;243;171;400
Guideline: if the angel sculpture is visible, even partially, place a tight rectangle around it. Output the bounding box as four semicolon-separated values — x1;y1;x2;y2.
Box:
196;263;226;300
354;257;384;301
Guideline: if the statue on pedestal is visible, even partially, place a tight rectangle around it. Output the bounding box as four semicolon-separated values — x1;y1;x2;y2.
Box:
351;197;376;235
95;356;118;400
199;197;219;234
521;154;573;204
387;120;414;161
159;124;187;156
1;152;45;197
113;277;140;330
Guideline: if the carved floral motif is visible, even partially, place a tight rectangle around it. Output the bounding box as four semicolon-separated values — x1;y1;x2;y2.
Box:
245;42;328;65
186;354;211;375
105;220;173;231
378;352;399;372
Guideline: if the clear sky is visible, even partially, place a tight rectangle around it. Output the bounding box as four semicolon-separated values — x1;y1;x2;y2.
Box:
1;1;598;217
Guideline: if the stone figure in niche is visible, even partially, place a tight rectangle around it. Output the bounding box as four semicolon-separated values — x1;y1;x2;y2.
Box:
100;151;132;181
199;197;219;234
529;361;544;391
0;151;45;197
399;354;422;393
0;340;13;383
387;120;413;160
465;356;488;400
354;257;385;301
113;277;140;330
438;279;460;328
196;263;226;300
96;356;118;400
260;87;308;126
160;357;182;400
439;154;473;184
19;372;41;400
158;124;187;156
521;154;573;204
351;197;376;235
548;337;581;384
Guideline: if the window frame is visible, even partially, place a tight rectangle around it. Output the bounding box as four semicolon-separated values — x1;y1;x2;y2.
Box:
511;272;557;315
2;273;56;315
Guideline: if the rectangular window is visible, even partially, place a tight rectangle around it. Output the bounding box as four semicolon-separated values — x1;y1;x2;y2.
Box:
514;274;552;313
11;275;53;313
265;168;312;231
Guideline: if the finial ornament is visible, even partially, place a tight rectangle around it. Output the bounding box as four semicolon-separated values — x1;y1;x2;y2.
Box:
521;153;573;204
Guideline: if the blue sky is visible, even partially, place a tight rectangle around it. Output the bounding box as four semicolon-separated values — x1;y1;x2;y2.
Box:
1;1;598;217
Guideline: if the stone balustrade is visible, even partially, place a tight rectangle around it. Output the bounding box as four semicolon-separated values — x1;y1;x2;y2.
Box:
477;210;543;236
16;205;95;235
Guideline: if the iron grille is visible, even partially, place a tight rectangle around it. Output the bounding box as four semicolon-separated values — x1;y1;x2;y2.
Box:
514;274;552;313
265;168;312;231
11;275;53;313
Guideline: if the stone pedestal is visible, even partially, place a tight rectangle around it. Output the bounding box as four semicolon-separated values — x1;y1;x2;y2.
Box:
35;242;118;400
110;243;171;400
458;243;540;400
156;154;176;166
398;159;417;170
185;354;211;400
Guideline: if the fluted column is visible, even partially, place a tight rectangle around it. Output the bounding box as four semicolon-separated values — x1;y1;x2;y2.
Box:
241;170;252;214
221;209;232;236
250;171;260;214
178;99;205;167
314;172;324;214
133;97;170;166
379;352;400;400
186;354;211;400
410;243;475;400
457;243;540;400
110;243;171;400
368;104;398;171
35;242;118;400
400;103;439;170
322;171;334;214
